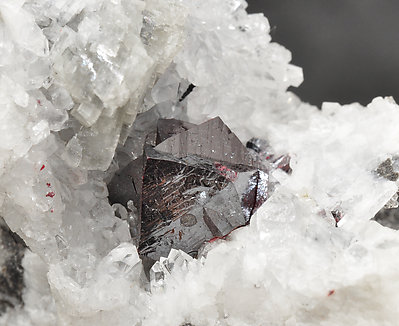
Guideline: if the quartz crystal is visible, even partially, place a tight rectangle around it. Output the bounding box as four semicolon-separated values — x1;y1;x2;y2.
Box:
1;0;399;325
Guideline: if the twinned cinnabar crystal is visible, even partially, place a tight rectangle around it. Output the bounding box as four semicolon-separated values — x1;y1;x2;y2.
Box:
109;117;279;260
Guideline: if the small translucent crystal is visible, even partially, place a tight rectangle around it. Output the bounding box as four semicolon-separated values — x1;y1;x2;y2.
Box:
71;102;103;127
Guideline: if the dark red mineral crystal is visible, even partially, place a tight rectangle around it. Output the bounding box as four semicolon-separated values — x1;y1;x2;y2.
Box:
108;116;283;260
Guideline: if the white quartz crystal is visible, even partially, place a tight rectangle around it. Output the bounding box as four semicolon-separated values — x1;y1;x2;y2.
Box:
0;0;398;325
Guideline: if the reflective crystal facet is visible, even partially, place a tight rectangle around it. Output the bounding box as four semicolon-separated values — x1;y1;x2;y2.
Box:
108;117;274;261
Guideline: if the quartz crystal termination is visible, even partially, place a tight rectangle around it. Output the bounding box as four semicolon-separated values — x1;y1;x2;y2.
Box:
109;116;273;261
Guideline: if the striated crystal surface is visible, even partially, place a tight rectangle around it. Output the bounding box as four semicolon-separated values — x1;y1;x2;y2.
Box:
109;117;273;261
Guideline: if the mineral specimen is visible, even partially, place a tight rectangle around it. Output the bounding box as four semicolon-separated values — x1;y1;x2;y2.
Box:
2;0;399;326
109;116;272;261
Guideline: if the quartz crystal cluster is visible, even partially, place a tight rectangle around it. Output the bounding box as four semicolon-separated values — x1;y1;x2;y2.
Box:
1;0;399;325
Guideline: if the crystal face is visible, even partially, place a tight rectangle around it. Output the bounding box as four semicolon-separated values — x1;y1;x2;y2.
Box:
109;116;278;261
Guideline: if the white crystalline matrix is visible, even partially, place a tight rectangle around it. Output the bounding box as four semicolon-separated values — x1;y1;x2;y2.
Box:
0;0;398;326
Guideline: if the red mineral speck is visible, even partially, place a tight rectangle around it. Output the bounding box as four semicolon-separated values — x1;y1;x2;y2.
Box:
328;290;335;296
208;234;229;243
46;192;55;198
50;209;54;213
214;162;238;181
40;165;45;171
37;99;42;106
208;236;221;243
46;183;51;187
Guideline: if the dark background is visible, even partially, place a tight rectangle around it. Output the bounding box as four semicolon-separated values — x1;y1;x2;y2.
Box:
247;0;399;107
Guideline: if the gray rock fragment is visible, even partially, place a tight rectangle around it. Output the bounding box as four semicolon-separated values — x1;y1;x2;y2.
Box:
0;219;26;314
376;158;399;181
